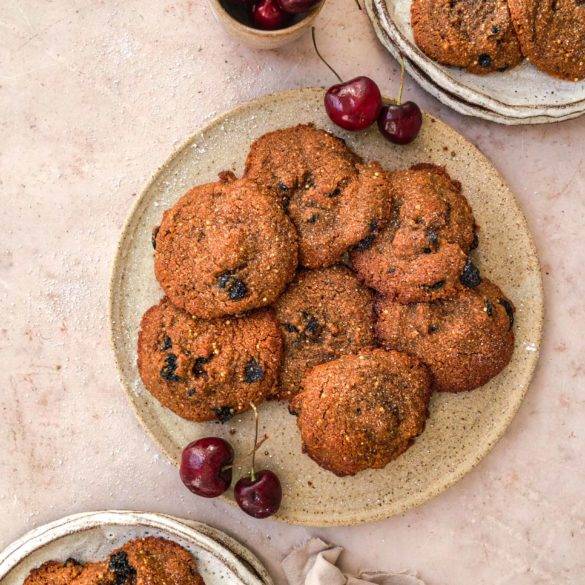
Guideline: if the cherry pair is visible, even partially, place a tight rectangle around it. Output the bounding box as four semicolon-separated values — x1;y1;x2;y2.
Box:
179;405;282;519
313;29;422;144
325;76;422;145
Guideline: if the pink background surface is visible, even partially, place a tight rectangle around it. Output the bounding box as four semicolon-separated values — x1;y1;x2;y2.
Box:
0;1;584;583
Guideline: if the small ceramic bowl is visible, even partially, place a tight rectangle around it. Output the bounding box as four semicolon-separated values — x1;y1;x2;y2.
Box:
209;0;325;50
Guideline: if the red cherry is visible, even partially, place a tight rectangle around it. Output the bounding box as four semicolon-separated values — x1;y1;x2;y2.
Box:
252;0;291;30
277;0;321;13
377;101;422;145
324;76;382;131
234;470;282;518
180;437;234;498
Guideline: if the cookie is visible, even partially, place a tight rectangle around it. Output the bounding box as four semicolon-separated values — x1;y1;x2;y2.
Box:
24;538;204;585
411;0;524;73
375;279;515;393
289;349;432;476
137;298;282;422
244;124;392;268
274;266;376;400
508;0;585;81
351;164;477;303
154;176;298;319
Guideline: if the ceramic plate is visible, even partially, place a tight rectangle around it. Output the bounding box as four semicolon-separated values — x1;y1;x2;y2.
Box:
0;511;272;585
110;88;543;526
365;0;585;124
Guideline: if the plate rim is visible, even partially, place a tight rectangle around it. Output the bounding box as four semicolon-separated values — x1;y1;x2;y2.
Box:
0;511;270;585
109;87;544;526
366;0;585;120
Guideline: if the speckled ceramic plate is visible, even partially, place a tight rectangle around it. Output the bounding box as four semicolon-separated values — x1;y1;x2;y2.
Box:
110;88;543;526
0;511;272;585
365;0;585;124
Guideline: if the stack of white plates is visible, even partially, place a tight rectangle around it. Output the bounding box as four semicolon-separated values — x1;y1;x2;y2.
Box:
365;0;585;125
0;512;272;585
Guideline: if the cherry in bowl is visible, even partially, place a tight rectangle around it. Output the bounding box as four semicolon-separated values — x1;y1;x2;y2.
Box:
252;0;291;30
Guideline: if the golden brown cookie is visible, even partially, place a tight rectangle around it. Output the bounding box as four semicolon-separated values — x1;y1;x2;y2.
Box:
351;164;477;303
289;349;432;476
154;176;298;319
375;279;515;393
24;538;205;585
244;124;392;268
508;0;585;81
411;0;524;73
137;298;282;422
274;266;376;400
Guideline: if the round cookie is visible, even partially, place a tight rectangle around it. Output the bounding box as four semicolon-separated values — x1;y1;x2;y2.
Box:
154;176;298;319
274;266;376;400
375;279;515;393
244;124;392;268
411;0;524;73
289;349;432;477
137;298;282;422
24;538;204;585
351;164;477;303
508;0;585;81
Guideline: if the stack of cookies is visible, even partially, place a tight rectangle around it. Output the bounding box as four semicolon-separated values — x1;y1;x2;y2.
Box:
137;124;515;477
411;0;585;81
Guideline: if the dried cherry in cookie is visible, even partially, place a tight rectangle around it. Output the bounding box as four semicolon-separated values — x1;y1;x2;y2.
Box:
351;164;476;303
154;177;298;319
375;279;515;393
137;299;282;422
274;266;376;400
411;0;523;74
244;124;392;268
290;349;432;476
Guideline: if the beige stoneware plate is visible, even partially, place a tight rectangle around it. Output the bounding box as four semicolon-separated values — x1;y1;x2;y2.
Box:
365;0;585;124
110;88;543;526
0;511;272;585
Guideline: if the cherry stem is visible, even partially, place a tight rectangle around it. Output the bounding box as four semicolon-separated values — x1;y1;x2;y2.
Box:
221;434;268;472
354;0;362;9
250;402;259;482
311;27;343;84
397;54;405;105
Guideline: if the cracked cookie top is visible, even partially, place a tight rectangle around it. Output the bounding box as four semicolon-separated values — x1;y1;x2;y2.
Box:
351;164;477;303
274;266;375;400
411;0;523;74
137;298;282;422
154;175;298;319
289;349;432;476
375;279;515;393
244;124;392;268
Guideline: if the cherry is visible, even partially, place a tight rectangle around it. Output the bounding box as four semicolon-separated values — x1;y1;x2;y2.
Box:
252;0;291;30
324;77;382;131
312;29;381;131
234;403;282;519
235;470;283;518
180;437;234;498
378;102;422;145
277;0;321;13
377;59;422;145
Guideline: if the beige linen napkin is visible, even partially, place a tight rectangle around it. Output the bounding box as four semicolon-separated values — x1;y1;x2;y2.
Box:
282;538;427;585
